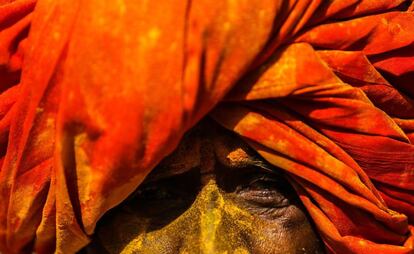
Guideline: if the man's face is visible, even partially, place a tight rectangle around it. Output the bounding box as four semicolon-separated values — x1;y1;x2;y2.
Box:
85;120;324;254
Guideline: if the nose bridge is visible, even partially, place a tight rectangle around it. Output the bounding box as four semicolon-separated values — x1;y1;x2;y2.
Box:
188;180;253;254
196;180;225;254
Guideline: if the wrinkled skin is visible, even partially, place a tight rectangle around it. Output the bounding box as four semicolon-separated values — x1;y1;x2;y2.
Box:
82;119;324;254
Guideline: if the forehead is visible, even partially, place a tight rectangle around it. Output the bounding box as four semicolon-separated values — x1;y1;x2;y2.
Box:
148;118;261;180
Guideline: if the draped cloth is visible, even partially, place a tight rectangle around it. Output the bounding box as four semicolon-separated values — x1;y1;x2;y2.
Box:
1;0;414;253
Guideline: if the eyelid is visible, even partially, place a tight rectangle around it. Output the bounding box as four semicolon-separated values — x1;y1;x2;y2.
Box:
233;172;279;193
236;180;290;208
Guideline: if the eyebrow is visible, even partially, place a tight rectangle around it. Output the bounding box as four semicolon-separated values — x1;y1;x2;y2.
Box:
224;154;282;177
215;144;278;173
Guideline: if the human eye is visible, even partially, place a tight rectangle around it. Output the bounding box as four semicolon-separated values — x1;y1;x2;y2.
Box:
127;168;199;220
235;172;291;208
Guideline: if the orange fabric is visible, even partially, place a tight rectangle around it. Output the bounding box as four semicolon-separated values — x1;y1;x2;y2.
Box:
0;0;414;253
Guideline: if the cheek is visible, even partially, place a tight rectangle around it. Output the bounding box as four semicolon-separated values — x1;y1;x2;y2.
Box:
244;205;325;254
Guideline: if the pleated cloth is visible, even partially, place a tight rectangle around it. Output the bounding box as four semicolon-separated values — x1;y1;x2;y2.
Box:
1;0;414;253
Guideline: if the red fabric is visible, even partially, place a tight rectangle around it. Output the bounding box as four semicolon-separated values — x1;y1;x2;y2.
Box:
1;0;414;253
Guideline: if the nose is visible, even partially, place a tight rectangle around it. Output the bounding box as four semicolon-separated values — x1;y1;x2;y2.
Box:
195;180;225;253
175;180;253;254
101;180;254;254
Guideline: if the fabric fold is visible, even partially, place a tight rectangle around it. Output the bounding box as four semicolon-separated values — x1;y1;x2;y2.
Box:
1;0;414;253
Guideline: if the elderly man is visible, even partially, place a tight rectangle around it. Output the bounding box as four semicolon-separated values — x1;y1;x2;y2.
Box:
82;118;325;253
1;0;414;253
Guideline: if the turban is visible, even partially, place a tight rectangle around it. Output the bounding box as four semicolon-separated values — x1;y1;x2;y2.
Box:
1;0;414;253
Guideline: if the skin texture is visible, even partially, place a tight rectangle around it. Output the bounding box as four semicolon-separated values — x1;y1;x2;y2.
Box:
82;119;324;254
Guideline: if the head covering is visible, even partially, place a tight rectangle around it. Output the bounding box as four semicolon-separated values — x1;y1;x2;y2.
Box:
1;0;414;253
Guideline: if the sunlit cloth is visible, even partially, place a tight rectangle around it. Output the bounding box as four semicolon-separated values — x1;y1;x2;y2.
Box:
1;0;414;253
